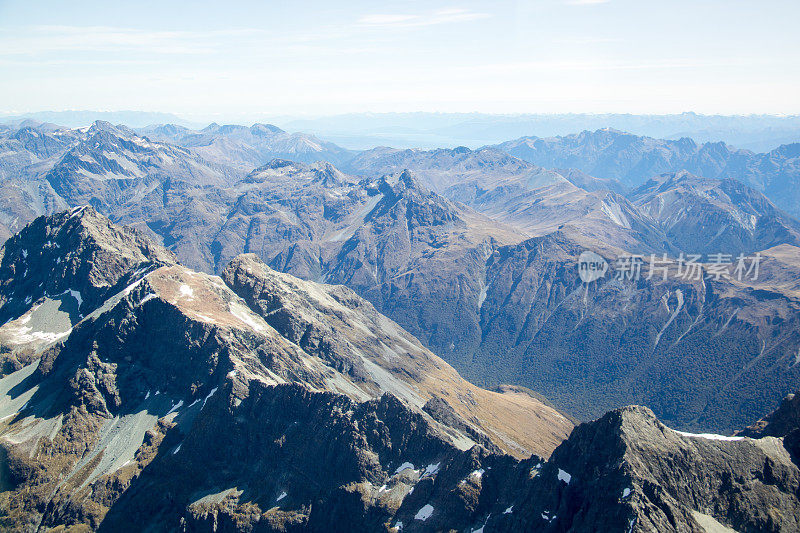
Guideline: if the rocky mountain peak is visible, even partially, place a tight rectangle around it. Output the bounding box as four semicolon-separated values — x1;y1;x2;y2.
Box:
0;206;175;327
87;119;132;137
534;403;800;532
396;168;423;191
370;170;464;229
772;142;800;158
217;124;250;135
310;161;349;186
244;159;349;188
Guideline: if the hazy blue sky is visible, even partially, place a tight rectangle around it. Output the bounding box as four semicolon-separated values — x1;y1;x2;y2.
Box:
0;0;798;118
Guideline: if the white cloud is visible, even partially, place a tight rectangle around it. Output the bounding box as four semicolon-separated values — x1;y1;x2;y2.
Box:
357;8;490;28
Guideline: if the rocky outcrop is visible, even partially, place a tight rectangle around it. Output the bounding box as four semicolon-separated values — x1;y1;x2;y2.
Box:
740;391;800;460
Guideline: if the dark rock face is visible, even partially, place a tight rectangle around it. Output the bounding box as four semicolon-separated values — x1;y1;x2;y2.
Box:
99;387;475;532
0;206;176;374
740;391;800;460
742;391;800;439
492;406;800;533
0;206;175;318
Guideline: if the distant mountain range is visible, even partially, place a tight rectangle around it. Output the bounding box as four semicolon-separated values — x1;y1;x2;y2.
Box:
344;144;800;255
493;128;800;219
280;111;800;152
0;110;196;129
5;111;800;151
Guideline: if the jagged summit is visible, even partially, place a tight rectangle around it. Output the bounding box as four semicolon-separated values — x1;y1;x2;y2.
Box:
0;206;174;317
87;119;134;137
740;390;800;440
492;128;800;219
46;124;236;212
0;207;175;372
395;168;424;190
495;403;800;532
247;158;350;186
369;169;464;230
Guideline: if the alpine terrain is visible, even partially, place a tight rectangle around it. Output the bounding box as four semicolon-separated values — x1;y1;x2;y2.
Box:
0;209;798;531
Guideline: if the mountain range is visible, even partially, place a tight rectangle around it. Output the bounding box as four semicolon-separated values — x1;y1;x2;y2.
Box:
1;209;799;531
0;120;799;436
493;128;800;219
279;111;800;152
137;122;354;174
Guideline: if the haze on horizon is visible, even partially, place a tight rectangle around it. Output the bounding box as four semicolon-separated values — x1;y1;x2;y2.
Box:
1;0;798;118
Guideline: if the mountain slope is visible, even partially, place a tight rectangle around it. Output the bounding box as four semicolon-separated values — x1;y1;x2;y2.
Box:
484;405;800;532
0;122;80;240
46;121;236;210
629;170;800;254
467;232;800;431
